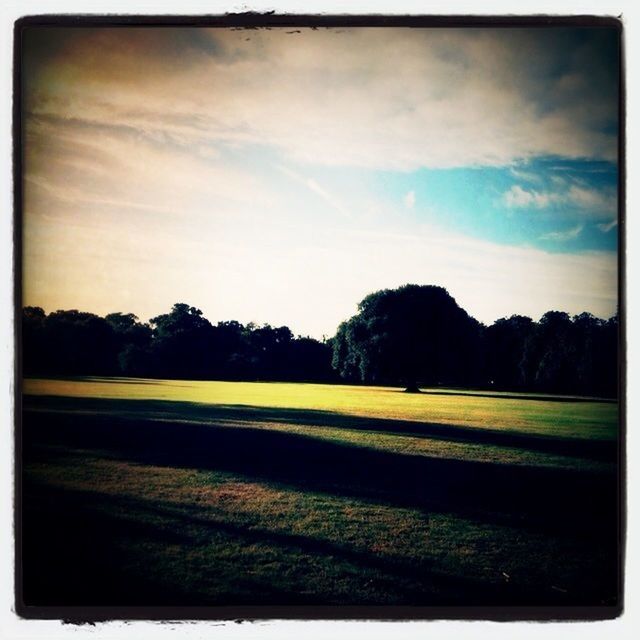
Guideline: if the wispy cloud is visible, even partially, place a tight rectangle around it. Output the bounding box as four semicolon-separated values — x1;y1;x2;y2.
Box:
567;185;617;214
539;224;584;241
24;207;617;337
24;27;618;171
305;178;351;218
276;164;351;218
598;219;618;233
509;167;542;183
503;183;617;217
503;185;562;209
403;190;416;209
21;27;619;338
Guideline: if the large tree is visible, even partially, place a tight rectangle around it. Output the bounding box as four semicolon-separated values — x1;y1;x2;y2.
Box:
148;303;214;379
105;312;153;376
42;309;118;375
332;284;482;392
484;315;534;390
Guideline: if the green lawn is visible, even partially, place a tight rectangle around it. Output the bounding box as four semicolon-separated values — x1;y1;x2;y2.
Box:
21;377;620;612
24;376;618;439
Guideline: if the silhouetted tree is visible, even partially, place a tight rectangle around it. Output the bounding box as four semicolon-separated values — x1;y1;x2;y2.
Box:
247;324;293;380
20;294;618;396
149;303;214;379
105;312;153;376
593;313;619;398
522;311;575;393
484;315;534;390
287;336;335;382
209;320;247;379
44;309;118;375
331;284;482;392
22;306;47;375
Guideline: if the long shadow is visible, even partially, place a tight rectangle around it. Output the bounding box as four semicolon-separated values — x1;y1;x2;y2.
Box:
22;397;618;536
417;389;617;404
21;482;327;607
131;496;615;606
23;481;595;607
24;395;618;462
30;376;617;403
24;375;167;386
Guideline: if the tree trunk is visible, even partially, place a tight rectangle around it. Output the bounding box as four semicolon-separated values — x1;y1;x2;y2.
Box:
403;380;421;393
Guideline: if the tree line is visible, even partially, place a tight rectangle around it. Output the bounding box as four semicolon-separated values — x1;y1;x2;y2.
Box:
22;284;619;397
21;303;335;383
332;285;618;397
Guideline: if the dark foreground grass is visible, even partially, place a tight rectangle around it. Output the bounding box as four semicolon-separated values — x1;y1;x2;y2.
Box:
19;379;620;613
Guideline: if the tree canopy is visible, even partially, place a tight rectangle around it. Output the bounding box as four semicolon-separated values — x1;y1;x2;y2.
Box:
332;284;483;392
22;303;335;384
22;285;619;397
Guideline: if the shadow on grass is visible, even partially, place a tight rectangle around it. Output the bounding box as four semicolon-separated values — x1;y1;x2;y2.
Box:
24;482;562;607
21;482;325;607
416;389;617;404
25;375;169;385
25;394;617;462
22;396;618;534
27;376;618;403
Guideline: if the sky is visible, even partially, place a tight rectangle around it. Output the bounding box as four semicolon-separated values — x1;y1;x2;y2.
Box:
21;25;620;338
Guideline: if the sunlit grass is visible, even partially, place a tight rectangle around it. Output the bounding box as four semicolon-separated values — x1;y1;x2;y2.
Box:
22;377;620;607
24;377;618;440
26;451;612;605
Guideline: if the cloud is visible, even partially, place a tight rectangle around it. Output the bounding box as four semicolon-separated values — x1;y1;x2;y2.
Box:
276;164;351;217
403;190;416;209
24;208;618;338
567;185;617;214
539;224;584;241
598;219;618;233
306;179;351;218
21;27;619;339
503;183;617;218
503;185;562;209
509;167;542;183
24;114;277;215
23;27;619;171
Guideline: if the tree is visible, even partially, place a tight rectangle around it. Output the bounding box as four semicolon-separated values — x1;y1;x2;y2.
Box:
209;320;248;379
105;312;153;376
20;297;619;396
484;315;534;390
44;309;118;375
286;336;336;382
331;284;482;392
524;311;575;393
148;303;214;379
594;313;619;398
246;324;293;380
22;306;47;375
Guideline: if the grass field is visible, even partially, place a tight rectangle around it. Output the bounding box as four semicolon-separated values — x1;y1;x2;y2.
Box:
21;377;620;612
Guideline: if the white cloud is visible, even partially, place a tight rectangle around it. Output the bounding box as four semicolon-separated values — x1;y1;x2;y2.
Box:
25;115;276;214
276;164;351;218
305;178;351;218
25;28;618;171
503;183;617;218
567;185;617;214
539;224;584;241
403;190;416;209
25;212;617;338
21;28;619;339
509;167;542;183
503;185;562;209
598;219;618;233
